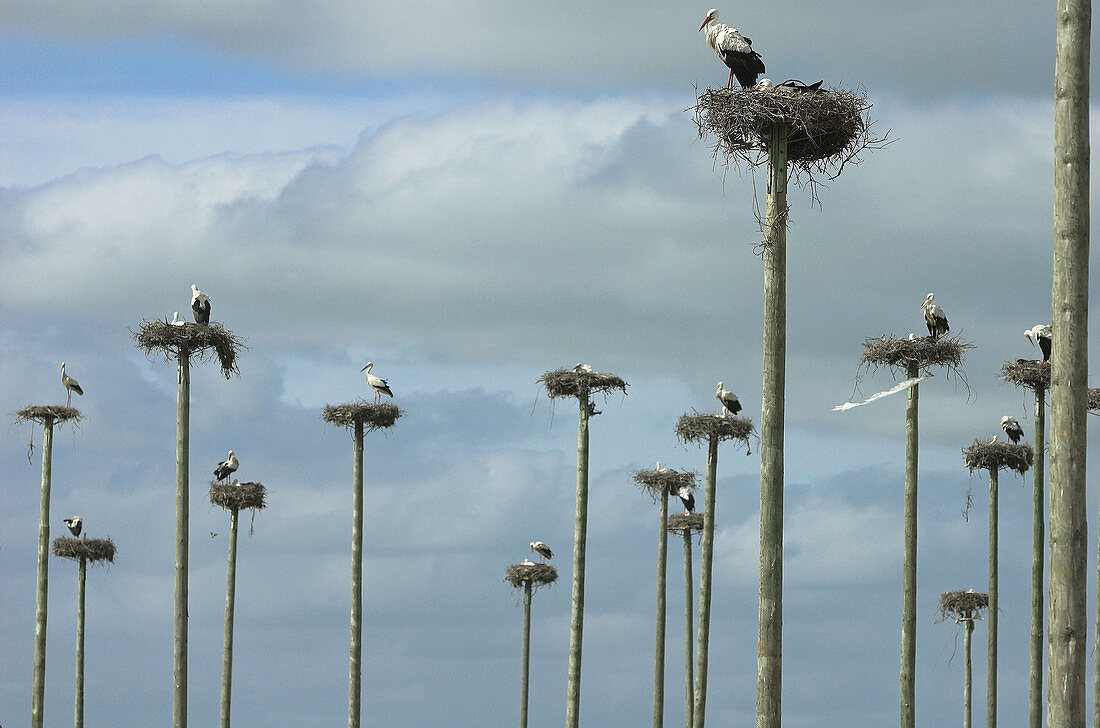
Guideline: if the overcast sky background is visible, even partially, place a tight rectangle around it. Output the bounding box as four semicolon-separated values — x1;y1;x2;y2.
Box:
2;2;1100;727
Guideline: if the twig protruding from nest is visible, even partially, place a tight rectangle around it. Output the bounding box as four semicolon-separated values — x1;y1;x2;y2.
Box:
539;369;628;400
132;319;245;378
322;402;402;432
52;537;116;565
938;590;989;621
999;360;1050;392
860;335;973;374
667;513;705;533
676;414;754;448
963;441;1033;476
209;481;267;512
634;467;698;501
504;563;558;593
14;405;84;426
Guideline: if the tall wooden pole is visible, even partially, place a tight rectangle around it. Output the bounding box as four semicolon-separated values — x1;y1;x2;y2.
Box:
565;393;591;728
987;468;999;728
964;619;974;728
1031;388;1045;728
31;415;55;728
653;493;669;728
220;508;240;728
900;361;919;728
520;580;533;728
693;436;719;728
683;530;695;728
1049;2;1090;727
349;419;364;728
74;555;87;728
756;119;787;728
174;352;190;728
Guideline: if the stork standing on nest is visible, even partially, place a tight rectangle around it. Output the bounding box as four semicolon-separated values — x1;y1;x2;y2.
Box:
677;484;696;514
214;450;238;483
530;541;553;564
64;516;83;538
699;8;765;90
360;362;393;403
921;293;950;341
191;284;211;324
1024;324;1052;363
1001;416;1024;444
61;362;84;407
716;382;742;416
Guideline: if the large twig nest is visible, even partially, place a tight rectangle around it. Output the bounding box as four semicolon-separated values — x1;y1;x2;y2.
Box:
132;319;245;378
1089;388;1100;412
504;562;558;593
667;513;705;533
861;335;973;374
999;359;1050;392
14;405;84;426
210;481;267;511
634;467;697;501
963;441;1033;476
539;368;628;400
52;537;116;565
322;402;402;432
676;413;754;448
938;590;989;621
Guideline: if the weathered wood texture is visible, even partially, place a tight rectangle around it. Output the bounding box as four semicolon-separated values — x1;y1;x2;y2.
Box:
1031;389;1045;728
901;362;919;728
693;437;719;727
31;415;54;728
653;494;669;728
565;395;591;728
348;419;364;728
987;469;999;728
220;508;240;728
174;355;190;728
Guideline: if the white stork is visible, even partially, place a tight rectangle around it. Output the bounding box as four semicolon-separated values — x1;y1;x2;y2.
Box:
60;362;84;407
716;382;742;416
699;8;765;90
573;363;593;374
170;311;185;326
1024;324;1052;363
360;362;393;403
677;484;696;514
214;450;238;483
921;293;950;341
63;516;83;538
191;284;211;324
530;541;553;564
520;558;536;567
1001;416;1024;444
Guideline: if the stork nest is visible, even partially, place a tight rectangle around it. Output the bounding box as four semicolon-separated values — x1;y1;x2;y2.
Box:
1089;388;1100;412
52;537;116;565
667;513;705;533
963;441;1033;476
504;562;559;593
210;481;267;512
1000;360;1050;392
676;413;754;447
132;319;245;378
634;467;698;501
938;590;989;621
14;405;84;426
539;369;628;400
860;335;973;375
322;402;402;432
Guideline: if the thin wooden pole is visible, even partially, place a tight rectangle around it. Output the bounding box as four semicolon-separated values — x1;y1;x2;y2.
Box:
174;352;190;728
987;468;999;728
900;361;919;728
1031;388;1045;728
31;414;55;728
520;580;532;728
1049;2;1090;726
74;555;87;728
756;118;787;728
683;530;695;728
693;436;719;728
964;619;974;728
349;419;364;728
565;392;591;728
220;508;240;728
653;493;669;728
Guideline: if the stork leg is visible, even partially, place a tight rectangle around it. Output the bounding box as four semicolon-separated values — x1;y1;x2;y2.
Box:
66;390;72;407
727;69;735;89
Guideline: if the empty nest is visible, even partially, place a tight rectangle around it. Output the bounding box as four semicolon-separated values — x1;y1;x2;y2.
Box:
963;441;1033;475
52;537;116;564
132;319;245;378
1000;359;1050;391
504;562;558;592
210;481;267;511
860;335;972;375
15;405;84;426
938;590;989;621
634;467;698;501
676;414;754;447
322;402;402;432
667;513;705;533
539;369;628;400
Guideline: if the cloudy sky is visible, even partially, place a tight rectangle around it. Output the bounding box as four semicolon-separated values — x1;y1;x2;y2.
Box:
2;2;1099;726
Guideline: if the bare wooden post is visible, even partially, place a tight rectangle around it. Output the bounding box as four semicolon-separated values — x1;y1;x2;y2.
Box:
1031;387;1045;728
653;491;669;728
349;418;364;728
174;351;190;728
964;618;974;728
220;508;239;728
1049;1;1090;726
31;414;55;728
693;436;719;728
520;580;532;728
682;531;695;728
565;393;590;728
900;360;919;728
74;555;86;728
987;468;999;728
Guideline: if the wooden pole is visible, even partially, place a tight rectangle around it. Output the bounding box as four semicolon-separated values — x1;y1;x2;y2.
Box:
683;530;695;728
900;361;919;728
1031;388;1045;728
756;118;787;728
693;436;719;728
987;468;999;728
74;555;87;728
31;414;54;728
520;580;532;728
174;352;190;728
220;508;240;728
565;393;591;728
964;619;974;728
653;493;669;728
1049;2;1090;727
349;419;364;728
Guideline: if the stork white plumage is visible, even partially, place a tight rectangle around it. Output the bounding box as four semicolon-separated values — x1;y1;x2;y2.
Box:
1001;416;1024;444
520;558;536;567
573;363;593;374
1024;324;1052;363
214;450;238;483
170;311;185;326
677;484;696;514
63;516;83;538
921;293;950;341
190;284;211;324
60;362;84;407
716;381;742;416
360;362;393;403
530;541;553;564
699;8;765;89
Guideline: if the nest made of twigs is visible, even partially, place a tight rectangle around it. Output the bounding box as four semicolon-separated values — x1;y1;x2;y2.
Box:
210;481;267;511
14;405;84;426
999;359;1050;392
634;467;698;500
504;563;558;592
938;590;989;621
1089;388;1100;412
538;369;628;400
132;319;245;378
52;537;116;565
676;414;754;447
963;441;1033;475
667;513;705;533
322;402;402;432
860;335;972;375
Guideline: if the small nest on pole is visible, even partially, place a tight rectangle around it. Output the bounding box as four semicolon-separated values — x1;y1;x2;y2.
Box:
14;405;84;426
209;481;267;512
667;513;705;533
1089;388;1100;412
538;369;628;400
504;563;558;593
938;590;989;621
634;467;698;501
999;360;1050;392
322;402;402;432
132;319;245;378
52;537;116;565
675;413;754;448
963;441;1033;476
860;335;972;374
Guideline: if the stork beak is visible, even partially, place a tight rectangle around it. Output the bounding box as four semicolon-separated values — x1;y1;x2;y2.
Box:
360;364;369;372
698;17;709;31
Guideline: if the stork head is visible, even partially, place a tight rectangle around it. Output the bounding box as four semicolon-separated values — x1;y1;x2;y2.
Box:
1000;415;1011;427
699;8;718;31
716;381;723;392
529;541;536;552
227;449;235;458
361;362;373;373
61;361;66;372
1024;328;1035;345
921;292;935;309
191;284;199;293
